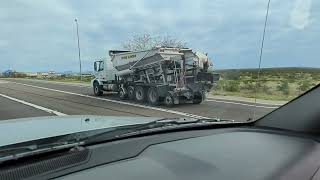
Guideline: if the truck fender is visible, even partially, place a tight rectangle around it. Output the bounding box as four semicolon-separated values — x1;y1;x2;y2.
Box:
91;79;103;87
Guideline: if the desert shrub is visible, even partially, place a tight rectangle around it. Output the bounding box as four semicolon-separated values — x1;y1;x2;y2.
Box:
261;84;273;95
224;80;240;92
13;72;27;78
277;81;289;95
241;80;255;91
298;81;313;92
223;70;240;80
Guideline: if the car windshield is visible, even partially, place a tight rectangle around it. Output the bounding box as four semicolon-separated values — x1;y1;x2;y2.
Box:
0;1;319;133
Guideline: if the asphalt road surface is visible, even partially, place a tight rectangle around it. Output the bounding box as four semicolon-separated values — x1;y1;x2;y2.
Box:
0;79;279;121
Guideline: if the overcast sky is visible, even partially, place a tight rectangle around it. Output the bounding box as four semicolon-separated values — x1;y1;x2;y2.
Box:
1;0;319;72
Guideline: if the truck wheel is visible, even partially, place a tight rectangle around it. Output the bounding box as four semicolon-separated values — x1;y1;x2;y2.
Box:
192;97;202;104
164;94;174;107
93;82;103;96
147;87;159;106
128;86;135;100
192;94;203;104
135;86;146;102
119;87;127;100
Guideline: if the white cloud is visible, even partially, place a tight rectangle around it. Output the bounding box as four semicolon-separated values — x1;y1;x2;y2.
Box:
290;0;312;30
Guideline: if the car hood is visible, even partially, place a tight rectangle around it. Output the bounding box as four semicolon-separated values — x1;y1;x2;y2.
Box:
0;115;160;147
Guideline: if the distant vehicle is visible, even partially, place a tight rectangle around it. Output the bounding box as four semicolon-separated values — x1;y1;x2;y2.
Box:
2;70;13;77
92;47;220;106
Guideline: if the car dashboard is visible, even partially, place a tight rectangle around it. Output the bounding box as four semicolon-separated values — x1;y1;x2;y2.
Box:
52;127;320;180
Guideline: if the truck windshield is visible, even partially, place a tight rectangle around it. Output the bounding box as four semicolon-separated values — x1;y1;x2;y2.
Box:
99;61;104;71
94;61;103;71
0;0;319;124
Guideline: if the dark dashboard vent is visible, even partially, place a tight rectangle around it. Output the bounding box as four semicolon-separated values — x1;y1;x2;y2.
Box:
0;149;90;180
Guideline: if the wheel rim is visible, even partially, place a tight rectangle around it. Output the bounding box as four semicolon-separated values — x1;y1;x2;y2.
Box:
136;88;143;100
128;87;134;99
149;89;157;103
94;86;99;94
165;96;173;105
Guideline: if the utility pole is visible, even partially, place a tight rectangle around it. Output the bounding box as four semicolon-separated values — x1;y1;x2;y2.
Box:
74;18;82;80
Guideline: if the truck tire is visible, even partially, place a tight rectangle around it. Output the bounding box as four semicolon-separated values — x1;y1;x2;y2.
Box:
164;94;174;107
147;87;159;106
135;86;146;102
192;97;202;104
119;87;127;100
192;93;203;104
128;86;135;100
93;82;103;96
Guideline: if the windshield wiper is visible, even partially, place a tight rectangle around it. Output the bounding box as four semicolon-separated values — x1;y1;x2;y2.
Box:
83;117;238;144
0;141;85;164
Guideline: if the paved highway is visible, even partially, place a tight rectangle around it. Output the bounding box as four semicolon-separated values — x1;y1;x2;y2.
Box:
0;79;279;121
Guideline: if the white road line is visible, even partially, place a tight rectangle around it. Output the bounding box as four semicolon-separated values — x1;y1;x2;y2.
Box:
17;79;91;88
206;99;278;109
0;80;8;84
0;93;67;116
206;97;284;106
8;81;210;119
